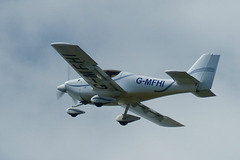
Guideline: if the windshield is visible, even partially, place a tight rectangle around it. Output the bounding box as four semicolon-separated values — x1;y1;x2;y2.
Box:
104;70;121;78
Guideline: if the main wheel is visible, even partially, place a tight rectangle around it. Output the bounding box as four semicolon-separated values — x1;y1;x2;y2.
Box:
95;103;103;107
69;113;78;117
119;121;128;126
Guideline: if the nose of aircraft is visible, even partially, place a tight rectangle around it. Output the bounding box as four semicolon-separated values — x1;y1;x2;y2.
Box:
57;84;66;93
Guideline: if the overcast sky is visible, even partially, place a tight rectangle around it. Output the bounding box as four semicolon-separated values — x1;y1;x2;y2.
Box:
1;0;240;160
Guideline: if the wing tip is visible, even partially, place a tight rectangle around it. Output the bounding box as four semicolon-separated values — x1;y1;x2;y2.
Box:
51;42;76;47
161;116;185;127
164;123;185;127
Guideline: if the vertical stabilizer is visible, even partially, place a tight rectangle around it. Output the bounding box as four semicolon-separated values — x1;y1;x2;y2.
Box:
187;54;220;91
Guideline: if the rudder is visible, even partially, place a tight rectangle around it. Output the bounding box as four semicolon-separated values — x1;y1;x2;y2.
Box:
187;54;220;91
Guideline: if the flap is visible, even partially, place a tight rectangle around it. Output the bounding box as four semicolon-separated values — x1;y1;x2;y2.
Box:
124;103;184;127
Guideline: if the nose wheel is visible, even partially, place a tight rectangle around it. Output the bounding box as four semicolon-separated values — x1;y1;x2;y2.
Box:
66;102;86;117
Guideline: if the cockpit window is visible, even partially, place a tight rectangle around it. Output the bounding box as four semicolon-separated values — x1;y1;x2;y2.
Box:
104;70;121;78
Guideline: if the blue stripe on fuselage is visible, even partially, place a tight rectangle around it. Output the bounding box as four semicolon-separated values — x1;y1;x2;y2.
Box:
65;74;135;88
154;81;175;93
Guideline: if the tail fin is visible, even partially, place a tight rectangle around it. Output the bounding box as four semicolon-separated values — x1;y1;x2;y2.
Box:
188;54;220;97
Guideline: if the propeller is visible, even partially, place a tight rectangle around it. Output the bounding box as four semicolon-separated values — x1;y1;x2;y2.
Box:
57;66;79;104
56;83;78;104
57;90;65;99
68;65;71;81
71;97;78;104
56;84;66;99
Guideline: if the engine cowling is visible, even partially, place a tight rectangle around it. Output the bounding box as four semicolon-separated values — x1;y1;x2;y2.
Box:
91;95;116;107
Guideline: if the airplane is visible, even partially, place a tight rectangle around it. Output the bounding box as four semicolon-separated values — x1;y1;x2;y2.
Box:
51;42;220;127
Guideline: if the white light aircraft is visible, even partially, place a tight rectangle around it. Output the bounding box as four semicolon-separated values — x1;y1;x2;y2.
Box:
52;42;220;127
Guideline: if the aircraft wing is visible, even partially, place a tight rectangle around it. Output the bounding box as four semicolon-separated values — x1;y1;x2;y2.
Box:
129;103;184;127
51;42;125;94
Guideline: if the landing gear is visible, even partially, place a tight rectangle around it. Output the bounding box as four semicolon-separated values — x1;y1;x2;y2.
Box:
69;113;79;117
66;102;86;117
71;103;83;108
116;104;140;126
119;121;128;126
95;103;103;107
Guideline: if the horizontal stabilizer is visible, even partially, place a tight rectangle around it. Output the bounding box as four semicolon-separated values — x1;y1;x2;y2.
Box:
193;89;216;97
166;71;199;85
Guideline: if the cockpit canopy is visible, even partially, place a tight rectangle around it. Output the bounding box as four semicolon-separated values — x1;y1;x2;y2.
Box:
104;70;121;78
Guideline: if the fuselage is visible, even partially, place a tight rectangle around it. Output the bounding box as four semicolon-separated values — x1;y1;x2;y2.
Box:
63;71;197;105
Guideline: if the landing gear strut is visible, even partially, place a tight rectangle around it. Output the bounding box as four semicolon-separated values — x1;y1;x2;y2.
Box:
116;104;140;126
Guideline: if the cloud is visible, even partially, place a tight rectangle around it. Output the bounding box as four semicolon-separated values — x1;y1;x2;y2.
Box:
0;0;240;160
